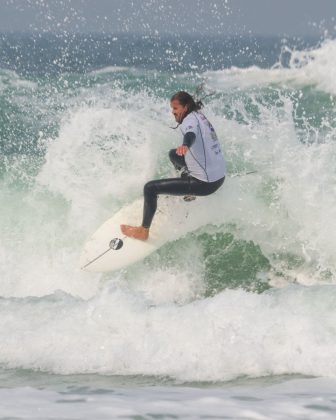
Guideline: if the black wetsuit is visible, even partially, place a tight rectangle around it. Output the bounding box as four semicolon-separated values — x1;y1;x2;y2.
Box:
141;131;225;228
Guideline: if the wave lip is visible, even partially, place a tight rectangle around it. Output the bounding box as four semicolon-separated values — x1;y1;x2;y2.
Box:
206;39;336;94
90;65;129;75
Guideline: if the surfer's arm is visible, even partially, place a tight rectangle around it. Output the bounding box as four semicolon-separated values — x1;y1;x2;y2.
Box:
183;132;196;147
176;132;196;156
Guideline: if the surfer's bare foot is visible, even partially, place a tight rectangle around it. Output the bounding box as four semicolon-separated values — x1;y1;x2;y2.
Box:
120;224;149;241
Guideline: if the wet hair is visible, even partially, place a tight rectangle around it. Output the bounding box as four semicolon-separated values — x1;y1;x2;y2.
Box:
170;91;203;114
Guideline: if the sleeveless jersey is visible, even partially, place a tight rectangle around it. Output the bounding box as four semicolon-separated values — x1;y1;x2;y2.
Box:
180;111;226;182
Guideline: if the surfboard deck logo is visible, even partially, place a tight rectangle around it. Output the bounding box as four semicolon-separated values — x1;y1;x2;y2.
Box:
109;238;124;250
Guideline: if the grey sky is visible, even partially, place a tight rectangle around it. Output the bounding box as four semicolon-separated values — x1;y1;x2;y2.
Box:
0;0;335;36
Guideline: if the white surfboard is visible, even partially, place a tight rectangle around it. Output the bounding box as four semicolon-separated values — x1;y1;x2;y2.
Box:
80;196;199;273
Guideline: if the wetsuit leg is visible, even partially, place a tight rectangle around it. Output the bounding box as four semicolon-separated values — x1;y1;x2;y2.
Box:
169;149;186;171
142;176;225;228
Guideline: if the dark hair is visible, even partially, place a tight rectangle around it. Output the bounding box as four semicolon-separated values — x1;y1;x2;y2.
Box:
170;91;203;114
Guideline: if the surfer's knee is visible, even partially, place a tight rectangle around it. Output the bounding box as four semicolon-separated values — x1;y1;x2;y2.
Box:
144;180;158;197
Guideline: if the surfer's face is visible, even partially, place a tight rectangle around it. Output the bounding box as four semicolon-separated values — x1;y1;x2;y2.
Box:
171;100;188;123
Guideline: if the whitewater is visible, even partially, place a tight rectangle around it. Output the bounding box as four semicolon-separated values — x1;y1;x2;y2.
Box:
1;36;336;418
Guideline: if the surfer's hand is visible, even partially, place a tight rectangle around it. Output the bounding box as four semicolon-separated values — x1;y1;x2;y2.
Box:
176;145;188;156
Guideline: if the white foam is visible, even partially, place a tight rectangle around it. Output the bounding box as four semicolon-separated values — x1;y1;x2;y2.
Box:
0;87;170;299
0;69;37;91
1;284;336;381
206;39;336;95
90;66;129;75
36;87;169;230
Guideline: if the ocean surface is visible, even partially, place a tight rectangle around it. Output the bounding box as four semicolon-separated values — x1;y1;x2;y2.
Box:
1;32;336;419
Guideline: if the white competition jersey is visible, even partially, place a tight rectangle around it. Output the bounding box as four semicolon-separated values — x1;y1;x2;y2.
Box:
180;111;226;182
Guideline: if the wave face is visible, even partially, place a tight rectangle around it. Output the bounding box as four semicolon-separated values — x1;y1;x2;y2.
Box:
0;36;336;381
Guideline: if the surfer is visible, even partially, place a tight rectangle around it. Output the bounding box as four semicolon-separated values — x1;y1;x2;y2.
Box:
120;91;226;240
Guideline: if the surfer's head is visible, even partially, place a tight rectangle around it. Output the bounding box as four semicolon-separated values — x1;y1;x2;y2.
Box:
170;91;203;123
